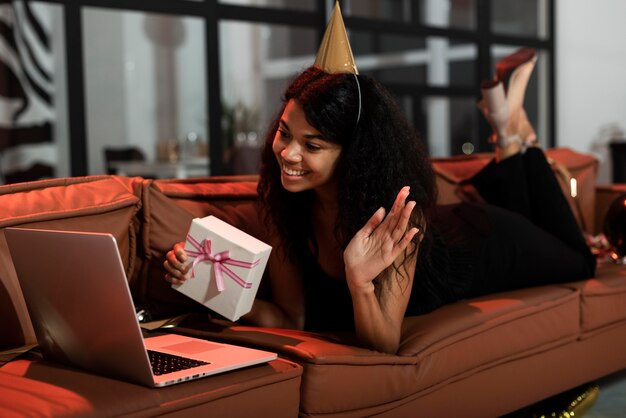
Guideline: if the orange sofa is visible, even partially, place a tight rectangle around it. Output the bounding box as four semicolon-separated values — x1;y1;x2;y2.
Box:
1;148;625;417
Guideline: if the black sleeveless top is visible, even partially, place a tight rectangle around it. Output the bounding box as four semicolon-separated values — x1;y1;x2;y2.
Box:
301;202;486;332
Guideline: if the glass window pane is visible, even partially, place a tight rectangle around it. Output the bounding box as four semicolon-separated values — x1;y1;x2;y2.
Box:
219;0;316;11
443;0;477;29
342;0;413;22
491;46;551;148
389;94;479;157
83;8;207;176
342;0;476;29
0;2;66;184
352;32;477;88
422;96;480;157
448;97;481;156
219;21;317;174
491;0;550;39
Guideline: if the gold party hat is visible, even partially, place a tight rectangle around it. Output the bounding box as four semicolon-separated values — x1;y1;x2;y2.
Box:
314;1;359;75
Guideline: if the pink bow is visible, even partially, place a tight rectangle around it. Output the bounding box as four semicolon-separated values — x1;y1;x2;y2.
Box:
186;234;259;292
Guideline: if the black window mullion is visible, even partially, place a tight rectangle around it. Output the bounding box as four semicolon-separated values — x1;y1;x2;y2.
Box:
205;1;223;175
486;35;551;50
384;84;477;98
475;0;493;152
410;0;421;24
317;0;329;44
344;15;479;41
218;4;321;26
66;0;204;16
65;4;88;176
548;0;556;147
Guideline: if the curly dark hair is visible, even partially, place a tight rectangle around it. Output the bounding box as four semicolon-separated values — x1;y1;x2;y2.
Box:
257;66;436;283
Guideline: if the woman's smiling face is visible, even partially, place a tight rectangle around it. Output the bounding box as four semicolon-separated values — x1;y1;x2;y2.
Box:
272;99;342;194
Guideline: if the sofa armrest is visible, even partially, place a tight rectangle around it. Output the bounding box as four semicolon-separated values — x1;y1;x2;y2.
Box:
594;183;626;234
0;175;143;350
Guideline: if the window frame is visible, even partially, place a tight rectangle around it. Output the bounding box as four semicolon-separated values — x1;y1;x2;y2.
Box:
46;0;554;175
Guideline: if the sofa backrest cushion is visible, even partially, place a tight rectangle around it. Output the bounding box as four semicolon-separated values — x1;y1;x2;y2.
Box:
136;176;267;319
0;176;142;350
431;147;598;235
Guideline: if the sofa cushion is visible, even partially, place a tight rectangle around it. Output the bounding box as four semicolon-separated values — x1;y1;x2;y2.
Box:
0;355;302;418
547;148;599;235
432;147;598;235
594;184;626;234
0;176;142;350
431;152;491;206
136;176;267;319
563;260;626;334
175;285;580;416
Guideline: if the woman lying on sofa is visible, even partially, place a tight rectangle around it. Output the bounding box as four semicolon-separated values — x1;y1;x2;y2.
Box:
164;50;595;354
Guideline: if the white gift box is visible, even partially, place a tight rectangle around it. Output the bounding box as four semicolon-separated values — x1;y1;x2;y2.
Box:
172;215;272;321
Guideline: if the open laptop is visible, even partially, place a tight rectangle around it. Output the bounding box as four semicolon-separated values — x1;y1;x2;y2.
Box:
5;227;277;387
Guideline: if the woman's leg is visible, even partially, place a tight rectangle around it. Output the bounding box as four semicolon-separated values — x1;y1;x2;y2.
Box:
470;148;595;281
471;47;596;284
471;148;587;253
468;202;596;295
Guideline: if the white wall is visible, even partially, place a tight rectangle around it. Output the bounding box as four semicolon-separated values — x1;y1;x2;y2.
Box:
556;0;626;183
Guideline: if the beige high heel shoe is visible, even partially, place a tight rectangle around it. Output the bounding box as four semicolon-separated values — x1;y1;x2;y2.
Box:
478;47;538;151
477;79;522;149
497;48;538;146
496;47;537;90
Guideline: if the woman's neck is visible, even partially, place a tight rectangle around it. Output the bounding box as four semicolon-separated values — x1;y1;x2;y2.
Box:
313;182;339;218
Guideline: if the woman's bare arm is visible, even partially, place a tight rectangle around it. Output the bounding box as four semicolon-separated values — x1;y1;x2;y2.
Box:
343;186;419;354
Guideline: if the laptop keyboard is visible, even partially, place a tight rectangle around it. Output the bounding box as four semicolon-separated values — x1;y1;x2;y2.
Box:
147;350;210;376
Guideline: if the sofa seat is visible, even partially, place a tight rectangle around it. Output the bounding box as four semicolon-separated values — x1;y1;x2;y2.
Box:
0;355;302;418
565;260;626;333
175;284;581;417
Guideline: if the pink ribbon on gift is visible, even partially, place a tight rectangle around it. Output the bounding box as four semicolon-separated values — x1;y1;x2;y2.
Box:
186;234;259;292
